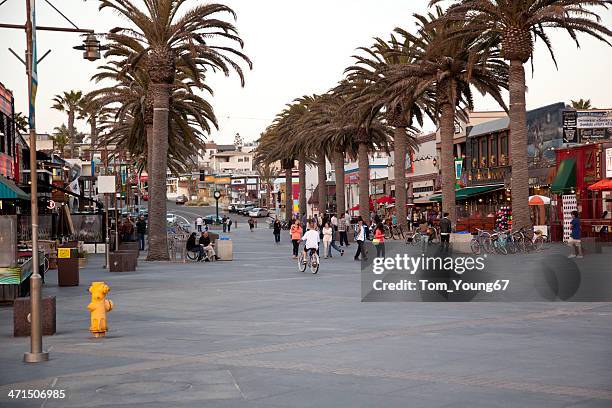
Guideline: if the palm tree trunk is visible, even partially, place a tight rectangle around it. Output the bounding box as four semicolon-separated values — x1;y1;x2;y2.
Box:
334;149;345;216
285;165;293;222
394;126;408;230
68;111;75;159
298;155;307;217
317;154;327;215
89;116;97;161
509;60;530;230
440;102;456;224
146;124;153;249
358;142;370;224
147;83;170;261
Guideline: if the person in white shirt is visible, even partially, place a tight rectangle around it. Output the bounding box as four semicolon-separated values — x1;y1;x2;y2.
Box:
331;215;338;231
301;222;320;262
195;216;203;232
322;222;333;258
354;219;367;261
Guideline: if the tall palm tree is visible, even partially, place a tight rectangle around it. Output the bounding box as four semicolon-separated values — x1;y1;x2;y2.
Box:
98;0;251;260
435;0;612;229
52;90;84;158
374;9;508;224
571;98;595;110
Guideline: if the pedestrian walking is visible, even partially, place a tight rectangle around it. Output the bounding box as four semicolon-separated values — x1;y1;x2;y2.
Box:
440;212;452;251
226;216;232;232
195;216;203;232
331;214;338;234
418;219;430;253
338;213;349;247
136;214;147;251
290;219;303;259
354;219;367;261
222;215;227;232
568;210;584;258
373;223;385;258
301;212;307;232
248;217;255;231
322;222;333;258
273;217;281;244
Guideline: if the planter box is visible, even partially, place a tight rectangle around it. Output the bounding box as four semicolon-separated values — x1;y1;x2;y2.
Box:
109;251;137;272
216;239;233;261
13;296;56;337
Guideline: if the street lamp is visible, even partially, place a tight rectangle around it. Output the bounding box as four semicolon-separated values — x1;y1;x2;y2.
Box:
214;190;221;222
73;33;109;61
0;0;105;364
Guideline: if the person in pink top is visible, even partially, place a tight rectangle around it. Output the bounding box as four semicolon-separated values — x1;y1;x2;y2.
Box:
374;223;385;258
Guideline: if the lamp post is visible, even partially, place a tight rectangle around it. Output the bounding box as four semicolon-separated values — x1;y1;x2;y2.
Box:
1;0;105;363
214;190;221;223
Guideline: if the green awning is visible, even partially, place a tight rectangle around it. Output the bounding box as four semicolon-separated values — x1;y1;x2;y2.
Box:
0;176;29;200
550;158;576;194
430;185;504;202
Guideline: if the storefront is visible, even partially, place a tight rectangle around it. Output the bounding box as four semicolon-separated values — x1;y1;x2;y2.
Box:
550;143;606;241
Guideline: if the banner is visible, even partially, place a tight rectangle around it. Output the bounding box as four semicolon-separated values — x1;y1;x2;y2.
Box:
28;0;38;129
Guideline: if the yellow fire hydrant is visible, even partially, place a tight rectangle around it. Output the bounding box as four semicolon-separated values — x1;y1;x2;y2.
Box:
87;281;113;337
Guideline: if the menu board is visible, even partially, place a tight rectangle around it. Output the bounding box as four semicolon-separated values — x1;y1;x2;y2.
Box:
562;110;577;143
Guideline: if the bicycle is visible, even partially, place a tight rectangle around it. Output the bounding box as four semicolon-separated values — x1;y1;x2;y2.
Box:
298;247;320;274
470;229;493;255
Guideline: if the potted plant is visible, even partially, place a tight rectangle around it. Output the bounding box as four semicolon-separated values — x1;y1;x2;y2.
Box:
78;249;88;268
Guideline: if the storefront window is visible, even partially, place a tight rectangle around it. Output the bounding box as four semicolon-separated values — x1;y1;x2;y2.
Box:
491;135;498;167
471;139;479;168
480;138;488;168
500;132;508;165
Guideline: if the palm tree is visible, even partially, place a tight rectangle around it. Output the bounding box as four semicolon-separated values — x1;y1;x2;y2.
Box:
52;90;84;158
255;162;279;209
344;35;430;230
571;98;595;110
370;9;508;225
435;0;612;229
14;112;28;133
98;0;251;260
51;124;70;155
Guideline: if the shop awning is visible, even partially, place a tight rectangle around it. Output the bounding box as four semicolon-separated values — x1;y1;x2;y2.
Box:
588;178;612;191
430;184;504;202
550;158;576;194
0;176;29;200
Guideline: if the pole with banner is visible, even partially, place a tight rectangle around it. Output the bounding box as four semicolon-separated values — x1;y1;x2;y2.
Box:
24;0;48;363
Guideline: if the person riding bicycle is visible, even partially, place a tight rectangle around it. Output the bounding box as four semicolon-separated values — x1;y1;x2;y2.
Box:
301;222;320;264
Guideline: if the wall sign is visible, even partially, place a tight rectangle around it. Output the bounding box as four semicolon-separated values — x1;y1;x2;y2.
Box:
606;148;612;179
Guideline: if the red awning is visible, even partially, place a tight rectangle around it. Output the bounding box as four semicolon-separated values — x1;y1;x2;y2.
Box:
588;178;612;191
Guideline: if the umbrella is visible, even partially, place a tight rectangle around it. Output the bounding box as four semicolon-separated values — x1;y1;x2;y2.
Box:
528;195;551;205
376;195;395;204
588;178;612;191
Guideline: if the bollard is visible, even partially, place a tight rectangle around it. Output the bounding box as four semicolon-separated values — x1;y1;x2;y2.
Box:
87;282;113;338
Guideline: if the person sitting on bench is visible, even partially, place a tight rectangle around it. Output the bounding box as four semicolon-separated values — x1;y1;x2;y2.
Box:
199;231;219;261
186;232;205;261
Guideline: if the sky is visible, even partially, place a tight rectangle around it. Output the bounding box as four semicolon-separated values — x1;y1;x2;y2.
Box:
1;0;611;144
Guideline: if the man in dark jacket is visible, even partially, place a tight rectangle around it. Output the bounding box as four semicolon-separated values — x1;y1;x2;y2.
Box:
136;215;147;250
440;212;452;251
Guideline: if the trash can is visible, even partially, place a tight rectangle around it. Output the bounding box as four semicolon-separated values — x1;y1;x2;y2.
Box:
216;237;233;261
57;245;79;286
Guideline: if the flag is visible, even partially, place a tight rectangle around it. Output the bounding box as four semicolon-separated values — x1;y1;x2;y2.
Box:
69;178;80;195
28;0;38;129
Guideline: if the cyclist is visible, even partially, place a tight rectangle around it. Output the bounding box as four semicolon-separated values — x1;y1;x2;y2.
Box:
301;222;320;265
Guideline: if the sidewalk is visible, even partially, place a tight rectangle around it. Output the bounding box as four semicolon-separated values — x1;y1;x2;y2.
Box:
1;228;611;407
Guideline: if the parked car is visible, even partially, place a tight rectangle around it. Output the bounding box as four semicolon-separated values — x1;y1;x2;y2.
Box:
248;208;269;218
175;194;188;205
203;214;223;225
239;205;255;215
166;213;177;224
228;203;237;212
